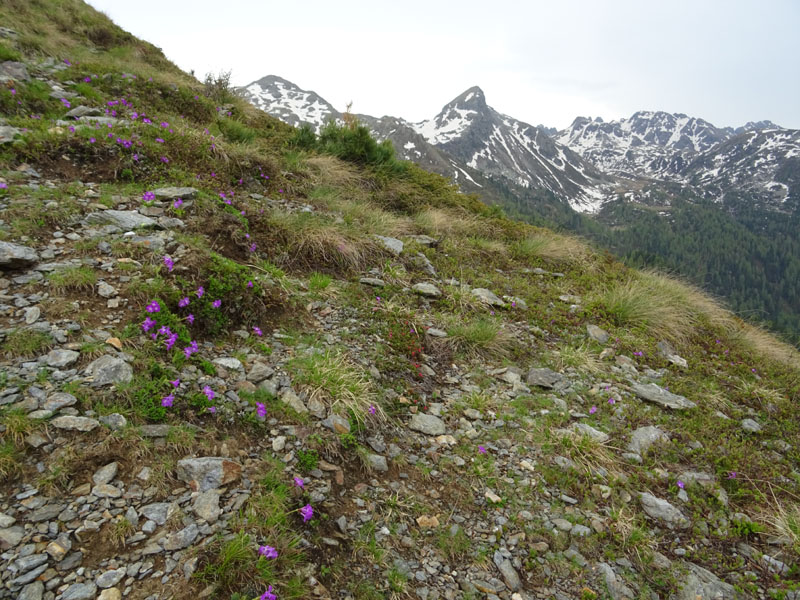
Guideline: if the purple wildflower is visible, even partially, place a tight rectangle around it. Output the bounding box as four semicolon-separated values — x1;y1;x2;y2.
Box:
728;471;737;479
589;405;597;414
178;297;190;308
608;397;616;405
478;445;487;455
170;379;180;388
212;299;221;308
155;137;164;143
249;243;257;252
369;405;376;415
145;301;161;313
202;386;215;401
677;480;685;489
293;476;304;489
89;137;96;143
173;198;183;209
256;402;267;418
141;317;156;332
207;406;217;414
260;586;276;600
163;255;174;272
299;504;314;523
142;191;155;202
196;286;204;298
165;333;178;350
161;394;174;407
258;545;278;559
60;98;71;108
186;314;195;324
247;280;254;288
253;326;263;337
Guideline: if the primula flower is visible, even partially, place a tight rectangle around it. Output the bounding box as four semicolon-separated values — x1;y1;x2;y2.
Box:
142;191;155;202
677;480;685;489
478;445;487;454
178;297;190;308
247;281;254;288
258;545;278;559
165;333;178;350
300;504;314;523
249;243;257;252
202;386;215;401
170;379;180;388
260;586;276;600
253;326;263;337
173;198;183;209
161;394;174;407
207;406;217;414
369;405;376;415
145;301;161;313
89;137;96;143
196;286;204;298
728;471;737;479
60;98;71;108
186;314;195;324
141;317;156;332
163;256;174;272
256;402;267;418
155;137;164;143
589;406;597;414
293;476;304;489
212;299;221;308
608;397;616;405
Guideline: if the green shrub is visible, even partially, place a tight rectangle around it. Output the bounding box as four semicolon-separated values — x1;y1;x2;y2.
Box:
317;121;404;171
0;43;21;61
289;123;317;150
217;118;256;144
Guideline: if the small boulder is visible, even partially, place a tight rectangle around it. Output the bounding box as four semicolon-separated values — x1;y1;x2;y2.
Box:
586;324;610;344
0;241;39;270
374;235;403;255
639;492;690;529
176;457;242;492
526;367;564;389
50;415;99;432
412;282;441;297
85;355;133;386
471;287;504;306
627;426;669;455
632;382;695;409
409;413;446;435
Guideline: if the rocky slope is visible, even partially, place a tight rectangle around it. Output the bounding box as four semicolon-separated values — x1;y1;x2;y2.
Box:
1;4;800;600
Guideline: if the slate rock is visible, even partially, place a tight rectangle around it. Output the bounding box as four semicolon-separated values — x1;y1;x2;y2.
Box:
65;105;103;118
741;418;762;433
639;492;690;529
471;287;504;306
412;282;441;297
153;186;198;200
92;462;118;485
96;568;126;588
176;457;242;492
627;426;669;455
366;454;389;472
0;241;39;269
18;581;44;600
0;125;24;145
526;367;564;389
84;355;133;386
61;582;97;600
570;422;609;443
99;413;127;430
164;523;199;550
632;382;696;409
374;235;403;255
493;551;521;590
43;392;78;411
139;502;176;526
50;415;99;432
676;562;744;600
587;324;610;344
193;489;221;523
409;413;446;435
0;60;28;82
44;348;80;368
85;210;157;230
96;281;117;298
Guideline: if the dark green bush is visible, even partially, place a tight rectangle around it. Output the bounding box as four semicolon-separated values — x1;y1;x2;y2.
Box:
317;121;403;170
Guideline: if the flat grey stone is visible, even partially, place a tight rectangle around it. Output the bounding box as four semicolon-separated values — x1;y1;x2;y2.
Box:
61;582;97;600
99;413;127;430
65;105;103;118
247;362;274;382
14;553;47;573
96;281;117;298
426;328;447;337
0;60;28;82
24;306;40;324
18;581;44;600
139;424;170;437
366;454;389;472
84;355;132;386
409;413;445;435
639;492;690;529
741;418;762;433
44;348;80;368
526;367;563;388
9;564;47;586
471;287;504;306
0;513;14;527
43;392;77;411
0;241;39;269
50;415;99;432
627;426;669;455
85;210;157;230
322;414;350;434
281;388;308;414
587;324;609;344
632;382;696;409
570;422;609;443
153;186;198;199
164;523;199;550
0;525;24;546
212;357;242;370
140;502;176;526
29;503;63;522
92;462;118;485
374;235;403;255
176;457;242;492
193;489;221;523
359;277;385;287
493;551;521;590
0;125;24;144
412;282;441;297
676;562;745;600
96;567;126;588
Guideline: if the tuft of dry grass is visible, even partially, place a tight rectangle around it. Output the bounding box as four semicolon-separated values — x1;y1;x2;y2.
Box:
511;231;593;265
307;155;364;189
555;343;602;375
445;316;511;358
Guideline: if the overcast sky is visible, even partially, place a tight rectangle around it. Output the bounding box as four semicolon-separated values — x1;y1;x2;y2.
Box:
87;0;799;130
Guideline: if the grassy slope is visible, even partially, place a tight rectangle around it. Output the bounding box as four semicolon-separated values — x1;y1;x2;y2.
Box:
1;2;800;599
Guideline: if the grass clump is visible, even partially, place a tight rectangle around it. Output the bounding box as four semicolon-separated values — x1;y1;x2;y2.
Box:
446;316;509;358
1;329;53;357
47;265;97;292
0;441;21;482
511;231;592;265
289;348;377;421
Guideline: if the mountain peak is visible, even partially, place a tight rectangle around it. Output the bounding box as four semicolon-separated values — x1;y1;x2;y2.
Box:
449;86;487;110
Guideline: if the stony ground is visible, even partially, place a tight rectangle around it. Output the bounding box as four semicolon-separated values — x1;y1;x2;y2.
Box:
1;11;800;600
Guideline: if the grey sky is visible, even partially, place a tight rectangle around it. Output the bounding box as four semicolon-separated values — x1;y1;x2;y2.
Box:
87;0;800;130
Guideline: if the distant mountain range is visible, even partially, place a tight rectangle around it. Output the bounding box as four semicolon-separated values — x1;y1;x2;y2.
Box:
238;75;799;215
